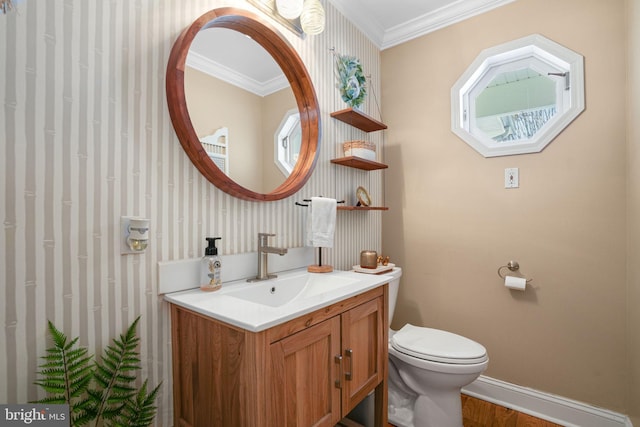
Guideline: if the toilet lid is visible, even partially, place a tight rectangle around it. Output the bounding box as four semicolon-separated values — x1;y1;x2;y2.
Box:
391;324;488;364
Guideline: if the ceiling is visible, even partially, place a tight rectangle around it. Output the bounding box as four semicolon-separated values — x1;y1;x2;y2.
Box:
327;0;518;50
187;0;519;90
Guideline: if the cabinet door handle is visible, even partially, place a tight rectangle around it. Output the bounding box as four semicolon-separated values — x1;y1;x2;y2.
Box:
335;354;343;389
345;348;353;381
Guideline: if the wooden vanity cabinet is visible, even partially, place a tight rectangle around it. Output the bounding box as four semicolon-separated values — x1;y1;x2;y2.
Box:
170;285;388;427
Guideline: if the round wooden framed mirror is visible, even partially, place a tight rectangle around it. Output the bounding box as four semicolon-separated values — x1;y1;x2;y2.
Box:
166;7;320;201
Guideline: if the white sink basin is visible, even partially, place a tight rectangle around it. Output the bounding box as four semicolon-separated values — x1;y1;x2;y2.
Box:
226;272;360;307
164;268;391;331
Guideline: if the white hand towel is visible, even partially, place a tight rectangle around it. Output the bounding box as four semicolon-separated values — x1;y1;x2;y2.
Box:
306;197;337;248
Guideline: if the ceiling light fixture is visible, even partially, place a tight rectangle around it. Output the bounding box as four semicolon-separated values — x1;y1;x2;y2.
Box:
300;0;325;35
249;0;324;37
275;0;303;20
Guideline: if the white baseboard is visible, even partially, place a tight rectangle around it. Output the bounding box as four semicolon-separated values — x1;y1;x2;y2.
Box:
462;375;633;427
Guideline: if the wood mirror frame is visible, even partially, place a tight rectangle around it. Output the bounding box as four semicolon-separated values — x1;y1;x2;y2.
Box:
166;7;320;201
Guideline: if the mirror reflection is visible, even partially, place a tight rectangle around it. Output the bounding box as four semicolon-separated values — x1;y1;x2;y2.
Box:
185;27;299;193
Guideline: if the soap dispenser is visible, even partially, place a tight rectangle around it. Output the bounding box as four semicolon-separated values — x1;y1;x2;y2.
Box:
200;237;222;292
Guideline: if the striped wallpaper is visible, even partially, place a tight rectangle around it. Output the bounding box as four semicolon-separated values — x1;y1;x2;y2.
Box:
0;0;383;424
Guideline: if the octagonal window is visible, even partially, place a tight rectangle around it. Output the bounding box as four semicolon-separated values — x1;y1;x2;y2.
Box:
452;34;584;157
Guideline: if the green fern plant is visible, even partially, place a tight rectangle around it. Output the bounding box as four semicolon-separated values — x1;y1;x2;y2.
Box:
33;316;161;427
33;320;94;424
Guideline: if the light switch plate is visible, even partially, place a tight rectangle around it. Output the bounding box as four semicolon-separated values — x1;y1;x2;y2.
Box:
505;168;519;188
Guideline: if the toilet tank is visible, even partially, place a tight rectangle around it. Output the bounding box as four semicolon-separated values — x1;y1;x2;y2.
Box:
386;267;402;324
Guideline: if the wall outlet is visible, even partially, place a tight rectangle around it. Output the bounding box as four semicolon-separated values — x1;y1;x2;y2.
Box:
505;168;519;188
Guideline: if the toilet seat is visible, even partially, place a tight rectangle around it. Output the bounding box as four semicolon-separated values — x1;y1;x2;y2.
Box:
391;324;488;365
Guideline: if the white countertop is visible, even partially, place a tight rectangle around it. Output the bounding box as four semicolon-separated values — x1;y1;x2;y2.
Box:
163;268;392;332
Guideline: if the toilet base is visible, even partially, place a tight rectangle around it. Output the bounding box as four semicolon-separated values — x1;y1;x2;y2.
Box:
388;407;414;427
413;391;463;427
388;382;417;427
389;346;485;427
387;383;464;427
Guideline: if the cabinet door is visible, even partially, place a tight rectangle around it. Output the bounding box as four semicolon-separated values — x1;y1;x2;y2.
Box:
269;316;342;427
171;306;250;427
340;297;384;414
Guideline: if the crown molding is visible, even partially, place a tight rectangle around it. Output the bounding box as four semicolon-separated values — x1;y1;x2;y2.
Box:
328;0;518;50
186;51;289;97
382;0;518;49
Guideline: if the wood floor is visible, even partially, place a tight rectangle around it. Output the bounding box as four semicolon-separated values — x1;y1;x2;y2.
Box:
459;394;562;426
387;394;563;427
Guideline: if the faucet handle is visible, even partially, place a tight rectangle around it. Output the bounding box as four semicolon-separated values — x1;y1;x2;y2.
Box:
258;232;276;244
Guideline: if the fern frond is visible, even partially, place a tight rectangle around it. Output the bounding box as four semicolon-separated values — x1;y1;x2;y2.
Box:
46;321;68;347
68;363;93;381
115;372;138;382
63;335;80;349
40;355;66;365
101;354;118;370
100;406;125;420
76;390;100;424
118;363;140;371
72;409;95;427
32;319;93;424
38;367;67;377
106;393;135;405
92;316;144;425
34;395;68;405
107;380;162;427
108;384;136;394
66;346;88;359
33;380;67;394
43;346;63;355
69;375;93;398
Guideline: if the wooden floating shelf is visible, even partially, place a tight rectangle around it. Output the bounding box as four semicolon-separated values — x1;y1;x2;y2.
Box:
337;206;389;211
331;156;388;171
330;108;387;132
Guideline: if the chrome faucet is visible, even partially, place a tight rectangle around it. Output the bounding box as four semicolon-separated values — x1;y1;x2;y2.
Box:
247;233;288;282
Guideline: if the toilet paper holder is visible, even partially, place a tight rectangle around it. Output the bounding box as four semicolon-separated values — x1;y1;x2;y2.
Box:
497;261;532;283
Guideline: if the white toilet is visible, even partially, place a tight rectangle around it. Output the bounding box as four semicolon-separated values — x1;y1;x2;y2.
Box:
350;267;488;427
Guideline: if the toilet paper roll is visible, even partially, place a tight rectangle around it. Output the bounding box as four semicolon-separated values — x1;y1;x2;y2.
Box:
505;275;526;291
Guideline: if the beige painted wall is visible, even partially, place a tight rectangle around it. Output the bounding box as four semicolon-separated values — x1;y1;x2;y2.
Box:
382;0;629;414
627;0;640;423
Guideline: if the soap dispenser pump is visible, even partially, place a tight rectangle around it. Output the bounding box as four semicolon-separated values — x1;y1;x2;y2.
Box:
200;237;222;292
